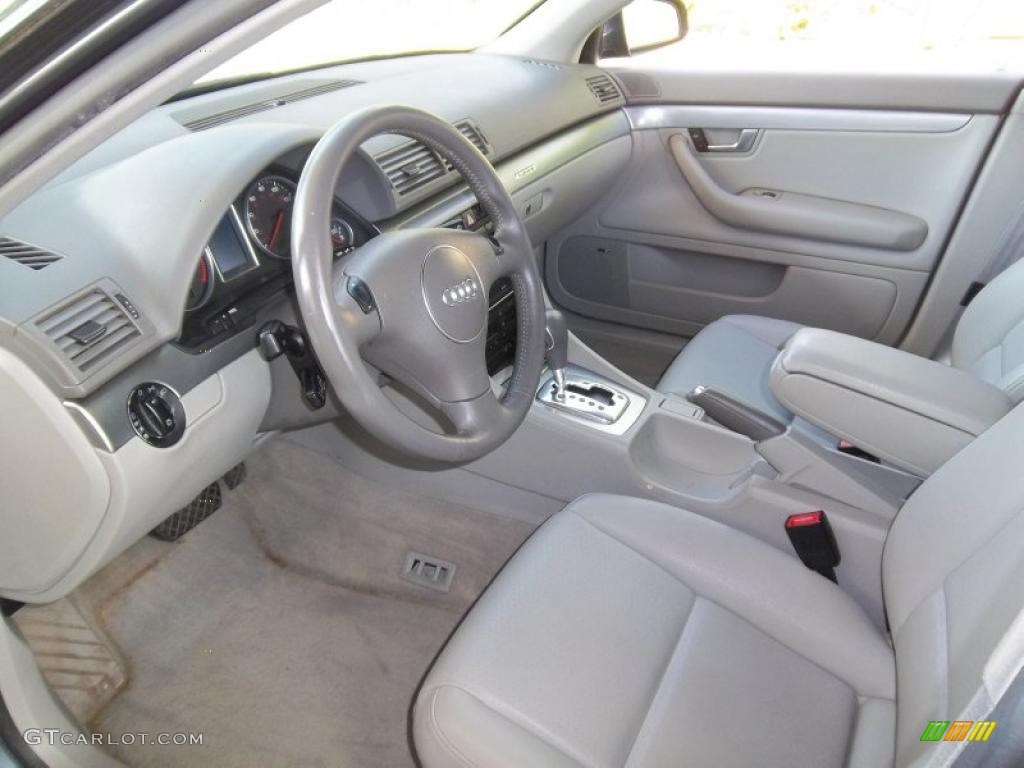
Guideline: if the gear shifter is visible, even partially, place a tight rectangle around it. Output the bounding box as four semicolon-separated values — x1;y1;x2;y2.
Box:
537;309;632;426
544;308;569;399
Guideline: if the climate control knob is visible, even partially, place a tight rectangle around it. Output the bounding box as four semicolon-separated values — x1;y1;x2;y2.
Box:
127;382;185;447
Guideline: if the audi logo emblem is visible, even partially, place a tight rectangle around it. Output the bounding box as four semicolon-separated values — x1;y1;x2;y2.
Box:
441;277;479;306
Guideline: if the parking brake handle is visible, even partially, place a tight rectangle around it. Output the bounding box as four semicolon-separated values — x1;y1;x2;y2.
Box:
688;385;786;442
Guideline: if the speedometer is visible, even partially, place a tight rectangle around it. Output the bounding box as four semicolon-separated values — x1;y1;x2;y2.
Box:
243;174;295;259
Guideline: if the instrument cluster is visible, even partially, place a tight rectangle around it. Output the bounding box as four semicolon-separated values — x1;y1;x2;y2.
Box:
179;166;376;348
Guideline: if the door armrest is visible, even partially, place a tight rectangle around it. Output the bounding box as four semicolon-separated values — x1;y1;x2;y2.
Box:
770;328;1011;476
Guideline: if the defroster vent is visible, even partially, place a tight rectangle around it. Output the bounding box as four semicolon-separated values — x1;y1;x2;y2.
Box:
182;79;363;131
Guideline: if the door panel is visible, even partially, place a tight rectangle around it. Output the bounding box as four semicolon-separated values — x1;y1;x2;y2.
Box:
551;234;921;342
548;77;1005;350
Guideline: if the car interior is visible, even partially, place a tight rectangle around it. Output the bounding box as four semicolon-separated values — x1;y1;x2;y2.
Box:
2;0;1024;766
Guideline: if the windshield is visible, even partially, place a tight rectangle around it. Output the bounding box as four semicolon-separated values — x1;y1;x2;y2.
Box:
194;0;545;87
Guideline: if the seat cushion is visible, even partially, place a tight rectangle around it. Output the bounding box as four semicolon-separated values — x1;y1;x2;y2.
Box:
657;314;803;424
413;494;895;768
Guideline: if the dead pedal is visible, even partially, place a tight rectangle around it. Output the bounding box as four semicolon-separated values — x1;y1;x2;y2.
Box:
150;481;222;541
402;551;456;592
14;598;126;723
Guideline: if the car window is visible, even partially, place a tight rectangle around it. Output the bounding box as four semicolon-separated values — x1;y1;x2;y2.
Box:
194;0;545;87
604;0;1024;73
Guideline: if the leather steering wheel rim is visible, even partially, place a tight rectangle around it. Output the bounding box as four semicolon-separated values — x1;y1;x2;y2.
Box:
291;105;546;463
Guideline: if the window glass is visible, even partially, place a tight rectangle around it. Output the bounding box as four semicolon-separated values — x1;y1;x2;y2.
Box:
604;0;1024;73
195;0;544;87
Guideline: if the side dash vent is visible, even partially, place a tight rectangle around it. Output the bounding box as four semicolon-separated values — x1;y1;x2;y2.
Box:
0;236;63;270
183;79;362;131
374;140;447;197
585;73;623;105
36;289;141;373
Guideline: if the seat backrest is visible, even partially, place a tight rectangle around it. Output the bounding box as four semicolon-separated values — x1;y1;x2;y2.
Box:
952;257;1024;402
883;400;1024;765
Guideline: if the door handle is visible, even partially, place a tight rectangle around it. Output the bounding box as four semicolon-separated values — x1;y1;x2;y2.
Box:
687;127;760;153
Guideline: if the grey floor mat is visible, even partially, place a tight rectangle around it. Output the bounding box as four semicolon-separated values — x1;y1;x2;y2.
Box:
80;438;536;767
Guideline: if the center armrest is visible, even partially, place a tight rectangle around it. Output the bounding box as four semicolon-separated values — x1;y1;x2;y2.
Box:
770;328;1011;476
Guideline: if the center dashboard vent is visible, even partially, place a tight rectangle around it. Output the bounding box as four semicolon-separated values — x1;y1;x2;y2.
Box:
36;289;141;373
0;236;63;270
373;119;491;198
182;79;363;131
585;73;623;104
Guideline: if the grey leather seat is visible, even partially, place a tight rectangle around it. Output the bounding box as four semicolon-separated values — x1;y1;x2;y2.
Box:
657;256;1024;420
413;401;1024;767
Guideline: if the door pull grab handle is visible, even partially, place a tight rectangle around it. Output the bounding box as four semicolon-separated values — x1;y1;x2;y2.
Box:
687;127;760;153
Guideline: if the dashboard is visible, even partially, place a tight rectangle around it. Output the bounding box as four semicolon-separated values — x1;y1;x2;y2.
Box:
178;166;377;350
0;50;634;603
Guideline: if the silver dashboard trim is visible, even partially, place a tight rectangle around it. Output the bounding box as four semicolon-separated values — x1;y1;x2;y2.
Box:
63;400;116;453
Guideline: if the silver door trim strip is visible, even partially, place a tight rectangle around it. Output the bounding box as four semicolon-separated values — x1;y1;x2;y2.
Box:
626;106;972;134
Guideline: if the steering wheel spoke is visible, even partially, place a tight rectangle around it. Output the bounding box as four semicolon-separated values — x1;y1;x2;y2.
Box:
442;389;503;437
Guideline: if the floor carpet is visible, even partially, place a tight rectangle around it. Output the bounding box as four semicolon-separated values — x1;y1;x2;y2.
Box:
79;437;536;767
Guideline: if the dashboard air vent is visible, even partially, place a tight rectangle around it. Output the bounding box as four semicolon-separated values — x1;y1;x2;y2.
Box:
375;119;490;197
454;119;491;156
585;74;623;104
0;236;63;270
374;140;447;197
439;120;492;172
36;289;141;373
183;79;362;131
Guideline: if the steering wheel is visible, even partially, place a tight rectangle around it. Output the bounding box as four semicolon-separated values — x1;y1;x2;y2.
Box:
291;106;546;463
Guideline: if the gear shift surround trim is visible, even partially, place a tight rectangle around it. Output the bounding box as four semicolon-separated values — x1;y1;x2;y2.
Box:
535;364;647;435
537;375;630;425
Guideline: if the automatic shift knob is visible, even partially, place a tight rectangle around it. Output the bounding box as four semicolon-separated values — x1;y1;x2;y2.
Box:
544;308;568;372
545;308;569;397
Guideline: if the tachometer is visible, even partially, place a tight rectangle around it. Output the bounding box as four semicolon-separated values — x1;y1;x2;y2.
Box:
243;174;296;259
185;250;215;312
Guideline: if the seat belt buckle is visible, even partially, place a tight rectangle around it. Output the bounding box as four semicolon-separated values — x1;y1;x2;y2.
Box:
785;511;840;582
